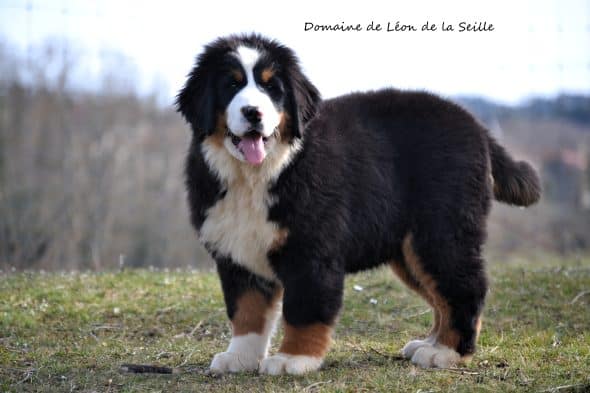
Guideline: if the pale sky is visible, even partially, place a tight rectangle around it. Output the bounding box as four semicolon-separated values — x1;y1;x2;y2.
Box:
1;0;589;104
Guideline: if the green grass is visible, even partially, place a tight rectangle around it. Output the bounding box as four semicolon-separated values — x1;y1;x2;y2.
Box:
1;258;589;392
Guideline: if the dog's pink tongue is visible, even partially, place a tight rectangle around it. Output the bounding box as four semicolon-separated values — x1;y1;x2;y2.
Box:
238;134;266;165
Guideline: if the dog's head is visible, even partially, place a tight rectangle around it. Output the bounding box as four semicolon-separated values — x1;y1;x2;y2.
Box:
177;34;320;166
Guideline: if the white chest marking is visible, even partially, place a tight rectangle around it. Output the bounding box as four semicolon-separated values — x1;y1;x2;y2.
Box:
199;177;278;280
199;136;302;281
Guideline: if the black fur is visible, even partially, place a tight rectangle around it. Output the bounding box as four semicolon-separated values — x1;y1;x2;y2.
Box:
489;136;541;206
216;256;278;320
177;34;541;365
184;136;223;230
269;90;494;342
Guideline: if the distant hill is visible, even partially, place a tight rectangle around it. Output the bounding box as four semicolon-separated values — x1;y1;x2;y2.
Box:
456;94;590;128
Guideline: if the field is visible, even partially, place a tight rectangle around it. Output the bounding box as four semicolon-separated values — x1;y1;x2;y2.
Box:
1;257;589;392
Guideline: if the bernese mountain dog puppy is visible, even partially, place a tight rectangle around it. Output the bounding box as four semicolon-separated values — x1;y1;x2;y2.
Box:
176;34;540;375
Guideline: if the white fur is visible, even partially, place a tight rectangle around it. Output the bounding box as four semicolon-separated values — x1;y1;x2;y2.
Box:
210;335;263;373
226;46;281;139
210;298;282;373
401;336;436;359
410;343;461;368
259;353;323;375
199;137;301;281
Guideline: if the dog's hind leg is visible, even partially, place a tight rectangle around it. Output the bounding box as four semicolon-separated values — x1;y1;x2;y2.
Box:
400;233;487;368
390;260;440;358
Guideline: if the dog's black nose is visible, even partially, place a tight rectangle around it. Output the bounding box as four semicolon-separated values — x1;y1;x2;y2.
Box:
241;106;262;124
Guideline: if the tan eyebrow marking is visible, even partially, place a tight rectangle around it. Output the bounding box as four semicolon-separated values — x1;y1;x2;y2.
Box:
230;69;244;83
261;67;275;83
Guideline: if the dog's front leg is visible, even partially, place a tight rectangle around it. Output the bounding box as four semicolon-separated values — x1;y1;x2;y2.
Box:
209;259;282;374
259;261;344;375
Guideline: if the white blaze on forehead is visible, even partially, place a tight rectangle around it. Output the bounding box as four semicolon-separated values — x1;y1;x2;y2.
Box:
226;45;281;138
236;46;260;69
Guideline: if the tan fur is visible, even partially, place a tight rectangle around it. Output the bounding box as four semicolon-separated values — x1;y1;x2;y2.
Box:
260;67;275;83
270;228;289;253
277;112;292;140
279;322;332;358
261;67;274;83
461;317;482;364
231;69;244;83
232;289;283;335
390;261;440;337
199;131;301;281
208;114;227;148
232;291;268;335
401;234;461;350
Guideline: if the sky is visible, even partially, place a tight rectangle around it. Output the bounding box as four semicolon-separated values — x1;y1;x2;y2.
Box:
0;0;589;105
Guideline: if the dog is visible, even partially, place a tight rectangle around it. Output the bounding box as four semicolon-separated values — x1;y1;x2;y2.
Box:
176;34;541;375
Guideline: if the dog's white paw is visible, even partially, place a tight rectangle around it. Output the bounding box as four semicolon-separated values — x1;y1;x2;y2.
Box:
209;351;260;373
410;344;461;368
401;338;434;359
259;353;322;375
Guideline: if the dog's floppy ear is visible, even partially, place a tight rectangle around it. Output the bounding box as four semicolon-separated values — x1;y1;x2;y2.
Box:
286;66;321;139
176;58;216;141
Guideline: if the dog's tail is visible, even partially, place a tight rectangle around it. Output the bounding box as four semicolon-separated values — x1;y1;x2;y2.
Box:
488;136;541;206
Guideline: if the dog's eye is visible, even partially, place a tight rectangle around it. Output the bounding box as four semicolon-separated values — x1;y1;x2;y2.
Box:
227;79;241;90
263;80;282;94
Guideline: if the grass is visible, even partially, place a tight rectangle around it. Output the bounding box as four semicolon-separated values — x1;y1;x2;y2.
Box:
1;258;589;392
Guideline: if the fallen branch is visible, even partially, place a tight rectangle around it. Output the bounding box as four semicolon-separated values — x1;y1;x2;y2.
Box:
403;309;431;319
173;321;204;339
119;364;177;374
176;349;196;367
91;323;122;330
540;383;590;392
343;341;405;361
0;366;38;384
422;367;480;376
17;368;36;384
369;347;405;361
570;290;590;305
302;380;332;391
188;321;203;336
